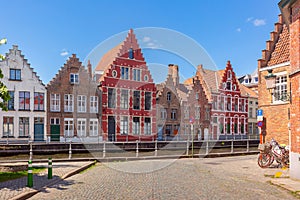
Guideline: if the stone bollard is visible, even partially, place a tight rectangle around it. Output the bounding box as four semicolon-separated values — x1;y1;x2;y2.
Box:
136;140;139;157
68;142;72;159
48;158;52;179
27;160;33;187
154;140;158;157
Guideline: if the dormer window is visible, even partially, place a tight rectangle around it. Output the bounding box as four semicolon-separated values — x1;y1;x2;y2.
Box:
70;73;79;84
167;92;171;101
245;79;248;84
129;48;134;59
255;77;258;82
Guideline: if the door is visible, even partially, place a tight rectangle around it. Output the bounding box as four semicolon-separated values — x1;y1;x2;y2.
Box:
34;117;44;141
50;118;60;141
108;116;115;141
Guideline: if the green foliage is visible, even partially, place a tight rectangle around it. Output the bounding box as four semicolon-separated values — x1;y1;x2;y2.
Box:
0;167;46;183
0;38;10;111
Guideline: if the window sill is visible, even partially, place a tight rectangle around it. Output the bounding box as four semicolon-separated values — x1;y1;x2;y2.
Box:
34;110;45;112
18;136;29;138
271;101;289;105
50;110;61;112
19;109;31;111
2;136;15;138
9;79;22;81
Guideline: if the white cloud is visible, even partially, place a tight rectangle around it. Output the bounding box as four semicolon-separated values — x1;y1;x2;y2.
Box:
246;17;253;22
253;19;266;26
60;49;69;56
143;36;151;43
236;28;241;32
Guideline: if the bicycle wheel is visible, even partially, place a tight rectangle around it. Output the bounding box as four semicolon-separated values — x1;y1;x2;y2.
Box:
257;153;272;168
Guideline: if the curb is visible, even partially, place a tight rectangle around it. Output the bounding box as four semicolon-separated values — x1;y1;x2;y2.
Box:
11;161;96;200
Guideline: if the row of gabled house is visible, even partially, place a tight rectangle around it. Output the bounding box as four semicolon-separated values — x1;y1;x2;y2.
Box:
0;29;258;143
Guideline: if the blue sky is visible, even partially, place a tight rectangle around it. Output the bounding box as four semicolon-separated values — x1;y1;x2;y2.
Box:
0;0;280;83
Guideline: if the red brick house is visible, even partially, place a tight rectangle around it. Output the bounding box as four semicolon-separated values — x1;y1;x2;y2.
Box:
47;54;100;142
95;29;156;141
188;61;249;140
277;0;300;180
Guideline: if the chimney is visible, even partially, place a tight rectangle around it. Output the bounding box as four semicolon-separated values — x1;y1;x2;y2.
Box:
87;60;92;79
168;64;179;86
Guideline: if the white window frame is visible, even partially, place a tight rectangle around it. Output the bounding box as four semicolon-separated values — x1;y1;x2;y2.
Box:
133;117;140;135
50;94;60;112
195;106;200;119
120;89;129;109
64;118;74;137
64;94;74;112
77;118;86;137
133;69;141;81
171;109;177;120
273;74;288;103
144;118;151;135
89;119;98;136
120;116;128;135
121;66;129;80
77;95;86;113
90;96;98;113
70;73;79;84
161;108;167;119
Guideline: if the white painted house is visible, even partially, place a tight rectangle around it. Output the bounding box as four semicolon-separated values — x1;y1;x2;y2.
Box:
0;45;46;142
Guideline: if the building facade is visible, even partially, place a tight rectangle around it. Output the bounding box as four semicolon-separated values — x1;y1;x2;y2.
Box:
0;45;46;142
192;61;249;140
278;0;300;180
95;29;157;141
46;54;100;142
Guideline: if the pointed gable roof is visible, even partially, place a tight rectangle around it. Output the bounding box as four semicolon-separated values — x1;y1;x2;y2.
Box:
47;54;87;87
95;29;145;80
3;45;45;86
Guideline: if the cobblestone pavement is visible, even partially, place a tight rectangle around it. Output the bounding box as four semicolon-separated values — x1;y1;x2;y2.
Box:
0;161;93;200
29;155;298;200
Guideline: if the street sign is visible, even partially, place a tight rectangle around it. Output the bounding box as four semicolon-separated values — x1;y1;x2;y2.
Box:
257;121;263;128
257;109;263;116
189;117;194;124
257;116;263;121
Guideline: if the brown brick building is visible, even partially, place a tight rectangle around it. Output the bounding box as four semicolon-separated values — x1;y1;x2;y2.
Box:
46;55;100;142
278;0;300;180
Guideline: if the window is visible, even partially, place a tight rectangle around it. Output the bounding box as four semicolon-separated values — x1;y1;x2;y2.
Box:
50;118;60;125
227;70;232;80
64;94;74;112
195;106;200;119
89;119;98;136
205;107;210;120
227;97;231;111
273;75;288;102
249;107;253;118
219;96;224;110
108;88;116;108
90;96;98;113
133;117;140;135
195;92;199;100
50;94;60;112
248;122;253;135
34;92;44;111
70;73;79;84
77;119;86;137
184;106;189;119
145;92;151;110
144;75;148;82
161;108;167;119
121;67;129;80
219;116;224;134
77;95;86;112
112;70;117;78
120;116;128;135
9;69;21;80
245;79;248;84
129;48;134;59
167;92;171;101
120;90;128;109
166;125;172;136
227;122;231;134
64;118;74;137
19;91;30;110
226;82;231;90
144;118;151;135
3;117;13;137
133;91;140;110
255;77;258;82
6;91;14;110
19;117;29;137
133;69;141;81
171;109;177;120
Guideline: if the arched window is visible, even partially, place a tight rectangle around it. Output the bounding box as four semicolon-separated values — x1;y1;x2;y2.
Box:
227;70;232;80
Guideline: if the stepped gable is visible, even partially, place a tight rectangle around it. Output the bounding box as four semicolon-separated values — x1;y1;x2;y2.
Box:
4;45;45;86
258;14;290;68
47;54;86;87
219;61;240;92
95;29;152;83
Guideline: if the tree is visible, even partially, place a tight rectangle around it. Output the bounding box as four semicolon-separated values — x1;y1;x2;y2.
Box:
0;38;10;111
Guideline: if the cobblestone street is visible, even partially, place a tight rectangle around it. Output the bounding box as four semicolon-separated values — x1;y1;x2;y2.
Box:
28;155;298;200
